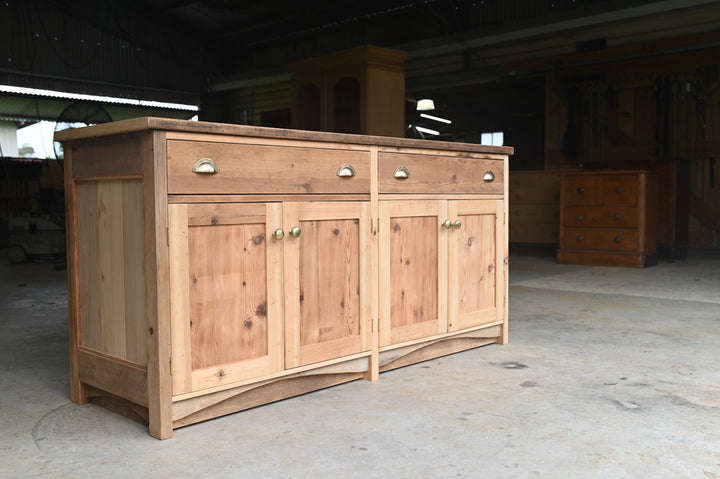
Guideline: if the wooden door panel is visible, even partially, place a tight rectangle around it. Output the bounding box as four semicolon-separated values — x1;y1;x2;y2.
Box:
285;202;371;368
188;222;268;369
379;201;447;347
449;200;502;332
169;203;284;395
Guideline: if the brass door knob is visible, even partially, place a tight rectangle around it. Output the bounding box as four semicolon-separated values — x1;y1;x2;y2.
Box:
272;228;285;240
453;220;462;230
289;226;302;238
442;219;453;229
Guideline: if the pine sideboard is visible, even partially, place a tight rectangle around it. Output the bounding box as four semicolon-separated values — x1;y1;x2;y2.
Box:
58;118;511;439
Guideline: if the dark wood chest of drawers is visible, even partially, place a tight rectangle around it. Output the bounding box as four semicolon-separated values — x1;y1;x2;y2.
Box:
557;170;658;268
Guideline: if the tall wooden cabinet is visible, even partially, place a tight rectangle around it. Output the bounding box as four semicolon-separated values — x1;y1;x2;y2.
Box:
287;45;407;137
58;118;511;439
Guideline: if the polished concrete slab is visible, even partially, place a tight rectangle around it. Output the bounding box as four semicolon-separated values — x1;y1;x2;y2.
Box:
1;249;719;478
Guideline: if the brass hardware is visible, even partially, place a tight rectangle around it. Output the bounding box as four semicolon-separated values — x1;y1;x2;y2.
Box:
336;164;356;177
482;170;495;181
289;226;302;238
442;219;462;230
393;166;410;179
272;228;285;240
576;215;584;221
192;158;220;174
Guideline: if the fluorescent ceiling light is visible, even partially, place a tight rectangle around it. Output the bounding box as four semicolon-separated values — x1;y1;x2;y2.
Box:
416;99;435;111
415;125;439;135
0;85;199;111
420;113;451;124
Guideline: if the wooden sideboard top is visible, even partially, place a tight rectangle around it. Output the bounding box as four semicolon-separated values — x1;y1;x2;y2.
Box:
54;117;514;156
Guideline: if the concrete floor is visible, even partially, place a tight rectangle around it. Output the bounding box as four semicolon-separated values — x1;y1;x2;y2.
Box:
1;249;719;478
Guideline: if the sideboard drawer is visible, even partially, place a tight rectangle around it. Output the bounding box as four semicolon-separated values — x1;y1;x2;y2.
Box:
378;152;503;194
167;140;371;194
563;206;637;228
563;227;638;251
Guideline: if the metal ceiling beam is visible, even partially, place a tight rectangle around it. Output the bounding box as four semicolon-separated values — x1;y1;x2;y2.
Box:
403;0;720;60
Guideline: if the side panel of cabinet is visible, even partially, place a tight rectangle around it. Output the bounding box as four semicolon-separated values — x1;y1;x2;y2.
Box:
447;199;503;332
283;202;372;368
168;202;284;394
379;200;447;347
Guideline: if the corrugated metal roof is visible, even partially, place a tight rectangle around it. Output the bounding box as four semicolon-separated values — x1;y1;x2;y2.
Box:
0;93;197;126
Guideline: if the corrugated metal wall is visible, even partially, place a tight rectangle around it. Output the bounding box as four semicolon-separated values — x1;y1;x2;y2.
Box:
0;0;203;104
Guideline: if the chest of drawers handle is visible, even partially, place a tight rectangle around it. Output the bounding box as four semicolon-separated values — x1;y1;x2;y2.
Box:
577;187;585;194
576;235;585;242
615;186;624;194
576;214;584;222
336;164;356;177
613;213;622;221
482;170;495;181
192;158;220;174
614;235;623;243
393;166;410;179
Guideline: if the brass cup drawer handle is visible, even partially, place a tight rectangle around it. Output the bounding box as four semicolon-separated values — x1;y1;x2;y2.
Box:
336;164;356;177
393;166;410;179
192;158;220;174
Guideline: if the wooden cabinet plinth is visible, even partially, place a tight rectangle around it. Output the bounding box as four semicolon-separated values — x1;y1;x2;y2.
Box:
58;118;511;439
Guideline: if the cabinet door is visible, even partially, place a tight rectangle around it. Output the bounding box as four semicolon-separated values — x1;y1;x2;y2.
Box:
283;202;372;368
447;200;504;332
168;203;284;394
379;200;448;347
